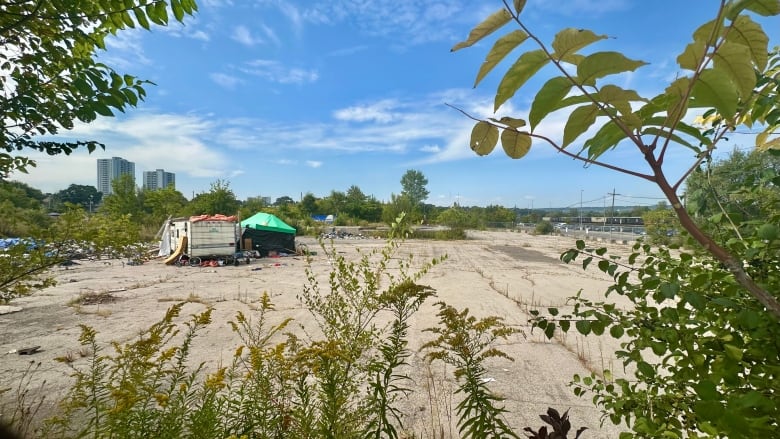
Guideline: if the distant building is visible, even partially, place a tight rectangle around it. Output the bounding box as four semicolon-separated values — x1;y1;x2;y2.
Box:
97;157;135;195
143;169;176;191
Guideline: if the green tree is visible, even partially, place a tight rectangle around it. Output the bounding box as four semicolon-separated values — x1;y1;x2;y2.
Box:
99;174;144;220
400;169;429;207
300;192;319;216
187;180;240;216
52;184;102;212
142;186;188;225
641;205;679;245
685;148;780;222
0;1;198;176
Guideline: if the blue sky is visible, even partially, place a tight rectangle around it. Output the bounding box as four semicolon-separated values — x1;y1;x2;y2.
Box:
11;0;780;209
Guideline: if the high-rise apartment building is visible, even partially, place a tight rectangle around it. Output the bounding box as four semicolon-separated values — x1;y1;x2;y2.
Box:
96;157;135;195
143;169;176;191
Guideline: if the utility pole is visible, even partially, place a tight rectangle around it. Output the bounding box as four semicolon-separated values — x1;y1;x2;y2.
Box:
579;190;583;231
608;188;619;238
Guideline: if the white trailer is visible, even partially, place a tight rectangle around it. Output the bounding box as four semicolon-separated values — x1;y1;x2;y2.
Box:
168;215;238;260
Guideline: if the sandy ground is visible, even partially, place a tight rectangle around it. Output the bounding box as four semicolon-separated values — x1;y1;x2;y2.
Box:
0;230;638;438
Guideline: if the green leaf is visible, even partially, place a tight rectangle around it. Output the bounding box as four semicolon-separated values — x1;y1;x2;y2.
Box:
500;130;532;159
452;9;512;52
582;256;593;270
155;1;169;24
694;380;720;400
662;77;691;123
551;28;607;61
495;49;550;111
171;0;185;22
641;127;698;152
544;321;556;339
563;104;600;147
577;52;647;86
474;30;528;87
470;121;499;156
691;68;739;119
609;325;624;338
723;343;743;361
575;320;591;335
582;120;630;158
637;361;655;377
727;15;769;70
643;116;712;146
713;40;757;99
677;40;707;71
529;76;572;130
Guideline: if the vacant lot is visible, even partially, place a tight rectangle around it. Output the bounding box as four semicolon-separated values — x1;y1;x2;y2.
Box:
1;230;635;437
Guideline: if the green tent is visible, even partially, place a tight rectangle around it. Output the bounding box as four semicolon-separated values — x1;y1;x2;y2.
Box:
240;212;296;234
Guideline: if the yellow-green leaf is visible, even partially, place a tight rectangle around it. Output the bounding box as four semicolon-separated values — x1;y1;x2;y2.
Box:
693;19;722;45
713;41;757;99
691;69;739;119
452;9;511;52
551;28;607;61
597;85;645;117
677;40;707;71
727;15;769;70
563;104;600;147
474;30;528;87
470;121;499;155
664;77;691;123
154;1;169;24
727;0;780;19
513;0;527;15
641;127;698;151
495;116;526;128
577;51;647;86
501;130;532;158
495;49;549;111
756;130;780;150
529;76;572;130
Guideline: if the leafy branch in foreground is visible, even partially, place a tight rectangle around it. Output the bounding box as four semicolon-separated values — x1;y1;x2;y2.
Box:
0;0;198;176
531;239;780;437
452;0;780;318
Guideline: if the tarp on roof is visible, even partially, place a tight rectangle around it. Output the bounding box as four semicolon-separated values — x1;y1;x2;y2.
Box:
240;212;296;234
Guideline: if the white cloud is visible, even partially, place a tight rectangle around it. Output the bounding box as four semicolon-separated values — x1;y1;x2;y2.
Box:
306;160;323;168
420;145;441;153
333;100;400;123
232;25;263;46
240;59;319;84
11;113;232;194
210;73;243;89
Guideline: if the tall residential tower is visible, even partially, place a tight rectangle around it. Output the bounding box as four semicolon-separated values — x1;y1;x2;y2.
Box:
96;157;135;195
143;169;176;190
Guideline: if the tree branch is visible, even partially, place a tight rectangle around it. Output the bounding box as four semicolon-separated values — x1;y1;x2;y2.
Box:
446;103;656;182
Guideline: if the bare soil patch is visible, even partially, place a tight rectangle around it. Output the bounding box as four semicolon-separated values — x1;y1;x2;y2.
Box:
0;230;634;437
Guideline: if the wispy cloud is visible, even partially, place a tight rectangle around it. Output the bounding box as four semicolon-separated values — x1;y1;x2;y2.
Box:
333;100;401;123
306;160;323;168
240;59;319;84
327;45;370;57
210;72;243;89
232;25;263;46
